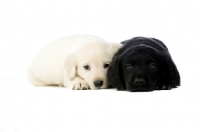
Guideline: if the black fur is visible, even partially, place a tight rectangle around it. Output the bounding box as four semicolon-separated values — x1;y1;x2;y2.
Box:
107;37;180;92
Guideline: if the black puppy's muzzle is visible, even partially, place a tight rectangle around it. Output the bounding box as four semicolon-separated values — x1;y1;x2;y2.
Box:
130;76;155;91
127;73;156;92
134;78;145;86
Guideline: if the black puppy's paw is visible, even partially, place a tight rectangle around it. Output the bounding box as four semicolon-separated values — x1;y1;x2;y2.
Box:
156;84;171;90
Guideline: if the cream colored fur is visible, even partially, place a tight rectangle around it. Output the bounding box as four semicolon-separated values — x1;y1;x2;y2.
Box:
27;35;122;90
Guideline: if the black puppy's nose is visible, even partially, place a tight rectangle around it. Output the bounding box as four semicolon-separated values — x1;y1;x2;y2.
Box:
134;78;145;86
94;80;103;88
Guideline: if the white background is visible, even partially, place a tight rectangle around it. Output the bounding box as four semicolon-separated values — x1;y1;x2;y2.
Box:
0;0;200;132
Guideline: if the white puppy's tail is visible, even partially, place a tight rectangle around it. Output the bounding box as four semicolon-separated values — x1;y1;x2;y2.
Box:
27;67;46;86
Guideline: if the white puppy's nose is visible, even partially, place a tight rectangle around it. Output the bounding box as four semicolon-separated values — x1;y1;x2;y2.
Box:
94;80;103;88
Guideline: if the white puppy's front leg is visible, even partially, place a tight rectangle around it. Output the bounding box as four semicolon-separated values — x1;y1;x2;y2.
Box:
63;71;89;90
70;77;90;90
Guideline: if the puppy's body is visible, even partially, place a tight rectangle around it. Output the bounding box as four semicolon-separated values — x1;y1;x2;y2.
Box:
108;37;180;92
28;35;122;90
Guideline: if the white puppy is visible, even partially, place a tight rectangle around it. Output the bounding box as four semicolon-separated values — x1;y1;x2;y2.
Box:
27;35;122;90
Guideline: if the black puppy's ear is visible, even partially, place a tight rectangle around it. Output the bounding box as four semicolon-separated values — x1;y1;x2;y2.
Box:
166;55;180;87
107;55;125;90
160;53;181;89
151;38;180;89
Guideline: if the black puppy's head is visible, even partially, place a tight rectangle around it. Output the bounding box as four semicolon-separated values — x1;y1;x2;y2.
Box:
108;37;180;92
119;46;165;91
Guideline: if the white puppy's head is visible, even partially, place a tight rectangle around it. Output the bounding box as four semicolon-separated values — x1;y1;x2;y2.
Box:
65;41;122;89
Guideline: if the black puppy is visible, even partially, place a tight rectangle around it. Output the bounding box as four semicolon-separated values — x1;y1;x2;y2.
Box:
107;37;180;92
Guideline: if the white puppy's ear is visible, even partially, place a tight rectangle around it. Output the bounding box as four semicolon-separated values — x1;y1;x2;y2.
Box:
65;54;77;80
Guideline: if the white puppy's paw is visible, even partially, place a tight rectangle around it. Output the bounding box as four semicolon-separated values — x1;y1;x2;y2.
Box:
71;78;90;90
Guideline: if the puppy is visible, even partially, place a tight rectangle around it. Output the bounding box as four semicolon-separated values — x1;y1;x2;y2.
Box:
28;35;122;90
107;37;180;92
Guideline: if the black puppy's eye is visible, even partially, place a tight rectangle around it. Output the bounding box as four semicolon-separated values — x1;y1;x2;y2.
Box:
126;64;133;70
149;63;156;69
104;64;109;69
84;65;90;70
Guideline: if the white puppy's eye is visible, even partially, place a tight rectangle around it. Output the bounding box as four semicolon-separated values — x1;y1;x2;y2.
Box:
104;64;109;69
84;65;90;70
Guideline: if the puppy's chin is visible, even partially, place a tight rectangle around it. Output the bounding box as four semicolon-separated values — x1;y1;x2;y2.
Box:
88;83;109;90
126;83;156;92
89;87;99;90
89;86;107;90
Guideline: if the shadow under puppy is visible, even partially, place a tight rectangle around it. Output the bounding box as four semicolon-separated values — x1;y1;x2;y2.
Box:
108;37;180;92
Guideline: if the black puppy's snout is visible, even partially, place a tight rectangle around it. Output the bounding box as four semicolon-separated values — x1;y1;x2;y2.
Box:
134;78;145;86
94;80;103;88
